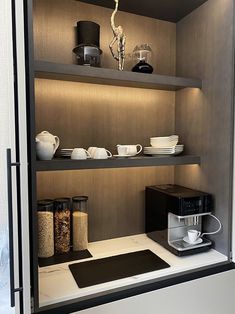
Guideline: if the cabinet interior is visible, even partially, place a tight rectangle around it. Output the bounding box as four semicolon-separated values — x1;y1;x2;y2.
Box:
30;0;234;310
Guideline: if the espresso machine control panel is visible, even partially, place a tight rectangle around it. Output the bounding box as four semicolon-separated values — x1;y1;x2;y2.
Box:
145;184;213;256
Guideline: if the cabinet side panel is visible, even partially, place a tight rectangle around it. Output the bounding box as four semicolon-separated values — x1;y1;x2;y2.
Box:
175;0;234;255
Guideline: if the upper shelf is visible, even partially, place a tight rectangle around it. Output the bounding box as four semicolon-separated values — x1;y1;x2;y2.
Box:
78;0;208;23
34;61;202;91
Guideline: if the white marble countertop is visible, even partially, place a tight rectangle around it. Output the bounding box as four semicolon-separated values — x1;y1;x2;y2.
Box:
39;234;227;307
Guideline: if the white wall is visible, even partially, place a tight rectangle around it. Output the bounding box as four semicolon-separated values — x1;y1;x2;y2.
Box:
0;0;16;313
0;0;15;227
0;0;31;311
78;270;235;314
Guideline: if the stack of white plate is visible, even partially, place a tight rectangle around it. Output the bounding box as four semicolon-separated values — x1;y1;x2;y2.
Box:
150;135;179;148
144;145;184;156
60;149;73;157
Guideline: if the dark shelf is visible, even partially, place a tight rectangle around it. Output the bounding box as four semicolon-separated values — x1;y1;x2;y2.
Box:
36;155;201;172
78;0;208;23
34;61;202;91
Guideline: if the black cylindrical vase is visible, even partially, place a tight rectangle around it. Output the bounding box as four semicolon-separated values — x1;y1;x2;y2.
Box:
77;21;100;47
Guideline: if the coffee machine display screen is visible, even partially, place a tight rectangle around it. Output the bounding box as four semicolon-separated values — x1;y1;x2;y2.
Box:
182;197;203;214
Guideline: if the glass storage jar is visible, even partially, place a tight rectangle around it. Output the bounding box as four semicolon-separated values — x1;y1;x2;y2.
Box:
54;198;71;253
73;45;102;67
37;200;54;258
72;196;88;251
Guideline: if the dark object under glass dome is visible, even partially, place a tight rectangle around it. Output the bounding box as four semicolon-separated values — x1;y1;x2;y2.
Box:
132;44;153;74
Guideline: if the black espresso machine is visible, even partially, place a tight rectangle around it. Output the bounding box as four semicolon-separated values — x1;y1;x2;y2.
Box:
145;185;213;256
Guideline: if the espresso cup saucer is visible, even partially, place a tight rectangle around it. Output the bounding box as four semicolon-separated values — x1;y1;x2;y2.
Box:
113;154;133;158
183;236;203;245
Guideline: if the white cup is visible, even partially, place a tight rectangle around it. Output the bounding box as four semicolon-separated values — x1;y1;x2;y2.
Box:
117;146;128;155
88;147;98;158
93;148;112;159
71;148;91;160
117;144;142;156
188;230;201;243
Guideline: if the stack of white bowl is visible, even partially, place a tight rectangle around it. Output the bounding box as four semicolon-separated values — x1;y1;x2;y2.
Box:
144;135;184;156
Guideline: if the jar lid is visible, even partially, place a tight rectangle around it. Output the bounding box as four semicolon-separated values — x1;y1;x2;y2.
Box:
72;196;88;202
37;199;53;206
54;197;70;202
37;199;54;211
54;197;71;210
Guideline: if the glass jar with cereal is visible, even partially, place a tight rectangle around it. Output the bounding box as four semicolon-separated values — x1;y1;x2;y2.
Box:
72;196;88;251
37;200;54;258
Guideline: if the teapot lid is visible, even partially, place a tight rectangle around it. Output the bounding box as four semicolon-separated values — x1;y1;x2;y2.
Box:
36;131;55;138
38;131;51;135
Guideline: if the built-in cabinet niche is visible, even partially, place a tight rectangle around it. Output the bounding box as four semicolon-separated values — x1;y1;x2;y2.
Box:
33;0;233;257
30;1;234;311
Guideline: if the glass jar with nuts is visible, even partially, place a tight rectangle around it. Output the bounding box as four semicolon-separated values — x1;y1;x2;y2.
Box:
54;198;71;254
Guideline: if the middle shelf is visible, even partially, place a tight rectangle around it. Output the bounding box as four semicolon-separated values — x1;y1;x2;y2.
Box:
36;155;200;171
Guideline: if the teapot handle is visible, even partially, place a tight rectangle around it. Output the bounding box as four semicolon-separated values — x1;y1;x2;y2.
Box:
54;136;60;153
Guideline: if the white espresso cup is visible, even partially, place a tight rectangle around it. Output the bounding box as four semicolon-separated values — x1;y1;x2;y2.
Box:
117;144;142;156
93;148;112;159
71;148;91;160
117;146;128;155
188;230;201;243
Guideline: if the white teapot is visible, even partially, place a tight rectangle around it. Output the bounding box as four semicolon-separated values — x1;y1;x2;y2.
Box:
36;131;60;160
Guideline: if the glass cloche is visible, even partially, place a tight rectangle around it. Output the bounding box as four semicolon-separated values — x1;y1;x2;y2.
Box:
132;44;153;74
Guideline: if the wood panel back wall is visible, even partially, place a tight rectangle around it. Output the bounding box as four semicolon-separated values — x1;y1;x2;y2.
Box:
35;80;175;241
175;0;234;255
35;79;175;151
33;0;176;75
34;0;176;241
37;167;174;241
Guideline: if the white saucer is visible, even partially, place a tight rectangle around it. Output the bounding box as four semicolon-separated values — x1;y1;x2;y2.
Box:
183;236;203;245
61;149;73;151
113;154;133;158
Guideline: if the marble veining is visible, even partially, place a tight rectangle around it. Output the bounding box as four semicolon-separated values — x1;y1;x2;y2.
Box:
39;234;227;307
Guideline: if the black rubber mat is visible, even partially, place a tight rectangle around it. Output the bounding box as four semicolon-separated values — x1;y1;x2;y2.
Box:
69;249;170;288
39;250;92;267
